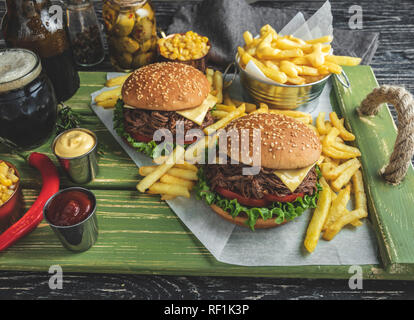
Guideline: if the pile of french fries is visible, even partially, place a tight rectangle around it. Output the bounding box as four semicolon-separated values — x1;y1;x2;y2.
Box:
238;24;361;85
137;146;199;200
304;111;368;253
94;73;131;109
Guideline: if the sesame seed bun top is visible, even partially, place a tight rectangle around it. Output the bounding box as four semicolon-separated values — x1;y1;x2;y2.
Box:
121;62;210;111
224;113;322;170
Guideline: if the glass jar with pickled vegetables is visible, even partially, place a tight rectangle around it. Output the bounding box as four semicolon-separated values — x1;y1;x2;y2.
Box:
102;0;157;71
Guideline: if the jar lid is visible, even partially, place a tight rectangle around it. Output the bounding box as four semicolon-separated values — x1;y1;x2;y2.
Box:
112;0;147;7
0;49;42;93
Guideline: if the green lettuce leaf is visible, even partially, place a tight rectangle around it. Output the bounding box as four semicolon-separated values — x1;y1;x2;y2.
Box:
195;166;322;230
113;99;173;158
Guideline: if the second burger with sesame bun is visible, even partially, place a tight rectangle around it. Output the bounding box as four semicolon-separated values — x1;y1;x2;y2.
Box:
195;112;323;230
114;62;217;157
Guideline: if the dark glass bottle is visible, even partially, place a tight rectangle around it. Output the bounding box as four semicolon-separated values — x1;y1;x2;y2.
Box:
1;0;80;102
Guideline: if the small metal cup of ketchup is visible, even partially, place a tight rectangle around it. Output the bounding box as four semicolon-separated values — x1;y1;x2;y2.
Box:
52;128;99;184
43;187;98;252
0;160;24;234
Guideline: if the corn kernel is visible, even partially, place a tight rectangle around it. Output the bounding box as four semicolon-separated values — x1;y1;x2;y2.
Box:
159;31;210;61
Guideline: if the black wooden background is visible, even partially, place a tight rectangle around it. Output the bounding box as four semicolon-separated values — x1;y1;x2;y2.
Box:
0;0;414;300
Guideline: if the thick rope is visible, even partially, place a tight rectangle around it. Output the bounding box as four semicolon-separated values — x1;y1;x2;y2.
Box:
357;85;414;185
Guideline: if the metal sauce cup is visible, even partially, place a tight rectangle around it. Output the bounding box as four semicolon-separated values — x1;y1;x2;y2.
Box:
43;187;98;252
0;161;24;234
235;55;350;112
52;128;99;184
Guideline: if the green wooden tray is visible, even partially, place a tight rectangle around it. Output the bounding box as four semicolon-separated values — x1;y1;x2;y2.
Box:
0;67;413;280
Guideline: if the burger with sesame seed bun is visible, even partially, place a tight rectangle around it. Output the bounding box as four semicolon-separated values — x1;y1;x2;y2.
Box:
113;62;217;158
195;112;323;230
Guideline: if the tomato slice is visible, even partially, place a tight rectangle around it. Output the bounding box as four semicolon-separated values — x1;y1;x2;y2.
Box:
216;187;270;207
265;192;305;203
131;132;153;143
184;137;198;145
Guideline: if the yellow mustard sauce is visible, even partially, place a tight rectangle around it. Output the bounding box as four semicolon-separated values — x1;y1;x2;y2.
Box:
54;130;95;158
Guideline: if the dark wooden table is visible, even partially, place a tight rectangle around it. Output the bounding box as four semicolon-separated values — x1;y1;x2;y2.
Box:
1;0;414;300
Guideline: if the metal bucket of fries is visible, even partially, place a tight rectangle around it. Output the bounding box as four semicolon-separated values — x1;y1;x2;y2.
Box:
235;25;358;111
236;58;331;111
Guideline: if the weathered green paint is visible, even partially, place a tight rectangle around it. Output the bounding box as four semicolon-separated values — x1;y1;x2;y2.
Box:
332;66;414;275
0;69;413;280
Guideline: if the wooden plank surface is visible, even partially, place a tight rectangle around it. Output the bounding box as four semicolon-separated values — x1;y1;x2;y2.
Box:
332;66;414;274
1;0;414;300
1;68;413;280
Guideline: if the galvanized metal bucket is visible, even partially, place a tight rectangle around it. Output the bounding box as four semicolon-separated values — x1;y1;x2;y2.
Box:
225;55;350;112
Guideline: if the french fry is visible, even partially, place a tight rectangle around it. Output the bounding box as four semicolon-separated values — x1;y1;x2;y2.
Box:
320;162;336;179
173;162;198;172
105;73;131;87
298;65;320;76
325;55;361;66
331;141;361;157
316;112;328;135
352;169;368;214
160;174;195;190
323;158;360;180
323;209;368;241
167;168;198;181
323;127;340;147
286;76;306;85
206;68;214;87
148;182;190;198
139;166;157;176
97;98;118;108
269;109;312;124
250;103;268;114
232;99;257;113
139;165;198;181
243;31;254;46
323;184;351;231
323;61;342;74
331;160;361;192
153;155;168;165
306;35;333;45
94;86;122;103
213;70;223;104
304;178;332;253
329;112;355;141
211;110;230;119
137;146;185;193
215;104;236;112
322;145;357;160
203;104;246;135
161;194;176;201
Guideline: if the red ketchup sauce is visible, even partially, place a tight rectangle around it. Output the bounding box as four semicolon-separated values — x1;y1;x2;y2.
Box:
46;190;94;226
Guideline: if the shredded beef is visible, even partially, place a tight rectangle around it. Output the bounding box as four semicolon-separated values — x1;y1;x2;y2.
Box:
123;108;215;140
205;163;318;199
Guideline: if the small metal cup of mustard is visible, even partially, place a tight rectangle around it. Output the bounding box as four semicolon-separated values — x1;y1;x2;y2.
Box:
52;128;99;184
43;187;98;252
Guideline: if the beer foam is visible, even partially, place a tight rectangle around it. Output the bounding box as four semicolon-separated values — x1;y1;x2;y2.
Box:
0;49;41;93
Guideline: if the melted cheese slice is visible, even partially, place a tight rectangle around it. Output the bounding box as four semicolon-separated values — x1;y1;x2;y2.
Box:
273;161;316;193
176;94;217;126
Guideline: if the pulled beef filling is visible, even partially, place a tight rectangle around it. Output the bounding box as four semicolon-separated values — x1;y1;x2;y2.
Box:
123;108;215;140
205;163;317;199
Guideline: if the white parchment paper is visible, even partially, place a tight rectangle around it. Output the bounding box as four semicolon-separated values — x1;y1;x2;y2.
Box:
90;75;379;266
89;1;379;266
